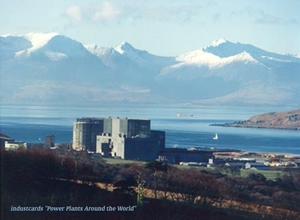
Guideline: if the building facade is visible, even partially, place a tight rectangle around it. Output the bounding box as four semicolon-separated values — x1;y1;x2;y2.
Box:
5;141;27;151
45;135;55;149
96;118;165;161
73;118;107;151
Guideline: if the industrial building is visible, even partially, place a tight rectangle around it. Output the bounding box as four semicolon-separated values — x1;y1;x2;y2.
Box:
5;141;27;151
0;133;14;148
73;118;109;151
73;117;165;161
96;118;165;161
73;117;240;163
45;135;55;149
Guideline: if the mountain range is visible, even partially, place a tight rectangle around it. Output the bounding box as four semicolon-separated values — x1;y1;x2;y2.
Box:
1;33;299;107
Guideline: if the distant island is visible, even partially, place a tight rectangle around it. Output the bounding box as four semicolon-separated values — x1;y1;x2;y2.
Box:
211;109;300;130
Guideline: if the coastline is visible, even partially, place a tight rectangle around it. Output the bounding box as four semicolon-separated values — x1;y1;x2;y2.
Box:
210;123;300;131
210;109;300;131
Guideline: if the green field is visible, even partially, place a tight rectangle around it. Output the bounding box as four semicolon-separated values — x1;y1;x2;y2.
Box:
240;169;283;180
102;158;147;165
176;165;284;179
101;158;285;180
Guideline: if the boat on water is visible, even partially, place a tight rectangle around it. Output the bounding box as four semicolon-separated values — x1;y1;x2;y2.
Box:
176;113;193;117
213;133;218;140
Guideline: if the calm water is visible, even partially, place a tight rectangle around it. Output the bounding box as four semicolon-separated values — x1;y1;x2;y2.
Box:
0;104;299;154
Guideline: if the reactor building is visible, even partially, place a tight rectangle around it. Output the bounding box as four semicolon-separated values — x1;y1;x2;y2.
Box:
73;117;165;161
73;118;109;151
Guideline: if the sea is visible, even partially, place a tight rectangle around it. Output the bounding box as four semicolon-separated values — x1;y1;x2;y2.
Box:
0;104;299;155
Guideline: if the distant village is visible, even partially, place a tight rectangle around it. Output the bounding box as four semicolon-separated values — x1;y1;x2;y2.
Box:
1;117;299;171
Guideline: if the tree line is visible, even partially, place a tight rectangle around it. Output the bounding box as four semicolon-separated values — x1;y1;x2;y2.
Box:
1;149;299;220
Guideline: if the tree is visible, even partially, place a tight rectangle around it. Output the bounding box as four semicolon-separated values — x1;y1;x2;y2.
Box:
145;161;170;199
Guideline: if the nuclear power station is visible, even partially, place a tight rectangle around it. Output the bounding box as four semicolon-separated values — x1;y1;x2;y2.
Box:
73;117;165;161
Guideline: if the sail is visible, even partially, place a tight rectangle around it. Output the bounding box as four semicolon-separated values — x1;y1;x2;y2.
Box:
213;133;218;140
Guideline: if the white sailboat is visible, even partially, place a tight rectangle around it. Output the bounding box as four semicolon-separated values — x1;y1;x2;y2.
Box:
213;133;218;140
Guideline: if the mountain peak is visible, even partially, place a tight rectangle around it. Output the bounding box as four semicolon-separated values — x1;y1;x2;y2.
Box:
25;32;60;47
115;41;135;54
1;32;300;106
210;39;228;47
202;39;257;58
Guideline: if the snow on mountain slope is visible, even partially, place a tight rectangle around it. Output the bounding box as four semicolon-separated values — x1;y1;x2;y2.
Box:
24;32;59;49
1;34;299;106
84;42;177;90
86;41;176;72
155;39;300;106
203;39;300;63
1;33;111;85
84;44;111;57
160;50;265;81
15;33;97;60
175;39;300;66
84;44;133;69
0;35;32;61
115;42;176;68
159;39;300;83
0;33;62;60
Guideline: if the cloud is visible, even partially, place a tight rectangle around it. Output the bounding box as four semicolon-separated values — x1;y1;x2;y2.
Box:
63;5;82;22
62;1;203;24
121;85;150;93
255;13;281;24
93;2;121;21
231;6;298;25
125;2;203;23
255;11;298;25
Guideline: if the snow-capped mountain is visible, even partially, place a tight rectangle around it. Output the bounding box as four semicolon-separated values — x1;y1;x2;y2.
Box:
0;35;32;60
84;41;176;80
156;39;300;105
160;39;299;82
1;33;110;84
1;33;299;107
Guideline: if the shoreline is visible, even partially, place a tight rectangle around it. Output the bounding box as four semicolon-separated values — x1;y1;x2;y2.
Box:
210;123;300;131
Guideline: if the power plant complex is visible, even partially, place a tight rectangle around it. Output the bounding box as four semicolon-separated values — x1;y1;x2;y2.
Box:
72;117;242;164
73;117;165;161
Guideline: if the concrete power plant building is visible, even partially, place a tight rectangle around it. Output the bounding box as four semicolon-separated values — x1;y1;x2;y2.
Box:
73;117;165;160
96;118;165;161
73;118;109;151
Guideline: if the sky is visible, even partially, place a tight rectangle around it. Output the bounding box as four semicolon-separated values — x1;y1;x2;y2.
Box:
1;0;299;56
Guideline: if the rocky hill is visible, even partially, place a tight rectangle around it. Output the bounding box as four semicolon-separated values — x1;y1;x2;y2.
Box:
213;109;300;130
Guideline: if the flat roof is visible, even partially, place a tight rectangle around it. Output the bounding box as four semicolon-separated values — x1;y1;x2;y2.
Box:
76;117;150;122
